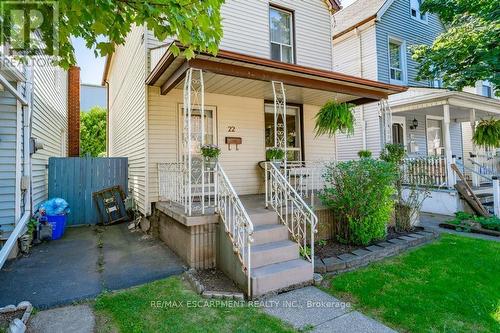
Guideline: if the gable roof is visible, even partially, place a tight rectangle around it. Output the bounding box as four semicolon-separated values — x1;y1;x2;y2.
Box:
332;0;392;38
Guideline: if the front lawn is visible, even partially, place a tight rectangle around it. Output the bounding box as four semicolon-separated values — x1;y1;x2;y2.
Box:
323;234;500;333
94;276;295;333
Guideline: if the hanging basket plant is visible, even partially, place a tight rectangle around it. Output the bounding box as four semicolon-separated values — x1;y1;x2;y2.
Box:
314;100;355;138
472;118;500;149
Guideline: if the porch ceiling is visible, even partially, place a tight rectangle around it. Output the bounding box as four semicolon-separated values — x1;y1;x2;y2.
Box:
390;89;500;121
146;42;407;106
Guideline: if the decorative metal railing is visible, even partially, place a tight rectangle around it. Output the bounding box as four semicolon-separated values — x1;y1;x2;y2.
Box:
215;163;254;296
402;156;448;187
158;161;216;214
265;162;318;267
283;161;328;207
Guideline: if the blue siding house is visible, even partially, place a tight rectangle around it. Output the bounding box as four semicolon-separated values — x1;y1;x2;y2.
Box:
332;0;500;216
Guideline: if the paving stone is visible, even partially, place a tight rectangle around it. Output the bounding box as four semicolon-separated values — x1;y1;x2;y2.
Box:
407;233;425;239
387;238;406;244
313;311;397;333
351;249;371;257
263;286;350;329
337;253;357;261
314;259;326;273
376;242;393;248
28;305;95;333
322;257;346;272
366;245;384;252
398;235;415;242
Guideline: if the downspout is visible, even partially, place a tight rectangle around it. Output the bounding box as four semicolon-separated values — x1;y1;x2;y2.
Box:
104;80;110;157
355;27;367;150
0;62;33;268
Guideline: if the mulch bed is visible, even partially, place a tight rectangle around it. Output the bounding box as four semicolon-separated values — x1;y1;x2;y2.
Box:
439;222;500;237
191;269;241;293
0;309;24;331
316;226;425;260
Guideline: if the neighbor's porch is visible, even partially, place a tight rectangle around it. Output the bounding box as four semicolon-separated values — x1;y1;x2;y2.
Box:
388;89;500;215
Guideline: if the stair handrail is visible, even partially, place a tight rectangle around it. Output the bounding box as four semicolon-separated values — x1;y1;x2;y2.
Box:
215;162;254;296
265;162;318;268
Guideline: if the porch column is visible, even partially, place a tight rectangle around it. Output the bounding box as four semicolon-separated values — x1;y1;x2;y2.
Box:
470;108;476;154
443;104;454;187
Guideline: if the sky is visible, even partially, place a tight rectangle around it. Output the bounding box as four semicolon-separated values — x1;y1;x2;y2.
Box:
72;37;106;85
72;0;357;86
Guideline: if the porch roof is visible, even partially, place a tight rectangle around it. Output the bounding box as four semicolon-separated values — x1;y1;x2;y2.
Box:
145;42;406;106
389;88;500;121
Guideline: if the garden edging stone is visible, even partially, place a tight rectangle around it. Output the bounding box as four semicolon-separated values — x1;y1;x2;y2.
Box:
315;229;438;274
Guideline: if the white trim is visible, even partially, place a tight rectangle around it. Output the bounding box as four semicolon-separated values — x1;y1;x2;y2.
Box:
14;82;22;222
391;115;407;146
387;36;407;85
377;0;396;20
425;115;444;156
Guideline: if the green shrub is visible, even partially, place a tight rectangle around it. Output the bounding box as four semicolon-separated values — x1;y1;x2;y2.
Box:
357;150;372;158
320;159;396;245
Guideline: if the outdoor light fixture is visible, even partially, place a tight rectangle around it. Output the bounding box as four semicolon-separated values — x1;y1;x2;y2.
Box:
410;117;419;130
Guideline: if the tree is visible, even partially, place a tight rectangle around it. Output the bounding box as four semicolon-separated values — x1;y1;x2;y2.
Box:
80;106;107;157
412;0;499;95
1;0;225;68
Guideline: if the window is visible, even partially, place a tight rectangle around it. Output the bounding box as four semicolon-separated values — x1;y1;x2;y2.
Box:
269;6;294;63
482;82;492;98
389;39;406;84
410;0;427;22
265;104;302;160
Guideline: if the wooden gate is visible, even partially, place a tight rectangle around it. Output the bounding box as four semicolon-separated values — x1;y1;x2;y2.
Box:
48;157;128;226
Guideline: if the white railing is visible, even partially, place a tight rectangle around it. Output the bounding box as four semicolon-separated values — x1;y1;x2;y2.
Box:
158;161;216;215
470;154;500;180
402;156;448;187
215;163;253;297
265;162;318;266
283;161;328;206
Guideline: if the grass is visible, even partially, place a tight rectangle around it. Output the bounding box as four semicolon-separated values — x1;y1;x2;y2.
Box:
94;276;295;333
322;234;500;333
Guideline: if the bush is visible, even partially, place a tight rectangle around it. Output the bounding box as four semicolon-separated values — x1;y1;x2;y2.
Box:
320;159;396;245
80;107;106;157
357;150;372;158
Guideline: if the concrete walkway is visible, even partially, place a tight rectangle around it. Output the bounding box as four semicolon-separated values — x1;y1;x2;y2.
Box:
264;287;397;333
27;304;95;333
0;223;185;309
420;213;500;242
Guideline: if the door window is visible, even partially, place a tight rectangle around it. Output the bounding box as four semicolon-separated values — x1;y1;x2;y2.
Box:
264;104;301;160
427;118;444;156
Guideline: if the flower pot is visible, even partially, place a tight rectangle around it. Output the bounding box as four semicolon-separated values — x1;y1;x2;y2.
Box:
204;157;218;170
271;159;282;168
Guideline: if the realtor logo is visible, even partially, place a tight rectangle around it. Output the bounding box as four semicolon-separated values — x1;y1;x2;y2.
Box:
0;0;59;57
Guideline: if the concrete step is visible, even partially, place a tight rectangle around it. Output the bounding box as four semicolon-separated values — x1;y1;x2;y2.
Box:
251;240;299;268
252;224;289;245
251;259;313;297
248;211;279;226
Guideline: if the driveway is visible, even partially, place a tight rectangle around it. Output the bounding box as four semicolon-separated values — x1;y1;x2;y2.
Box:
0;223;185;309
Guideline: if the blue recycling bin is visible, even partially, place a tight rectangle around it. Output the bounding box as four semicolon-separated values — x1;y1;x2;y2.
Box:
46;214;67;240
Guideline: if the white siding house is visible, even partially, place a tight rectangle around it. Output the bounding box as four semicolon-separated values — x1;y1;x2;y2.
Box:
104;0;408;297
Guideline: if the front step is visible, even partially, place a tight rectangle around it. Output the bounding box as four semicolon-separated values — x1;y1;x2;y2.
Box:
252;224;289;245
248;211;279;226
251;240;299;268
251;259;312;297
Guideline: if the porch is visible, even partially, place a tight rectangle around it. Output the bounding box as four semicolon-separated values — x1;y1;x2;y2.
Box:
145;42;404;297
388;88;500;215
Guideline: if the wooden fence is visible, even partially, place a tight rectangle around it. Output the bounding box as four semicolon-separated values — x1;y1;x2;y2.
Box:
48;157;128;226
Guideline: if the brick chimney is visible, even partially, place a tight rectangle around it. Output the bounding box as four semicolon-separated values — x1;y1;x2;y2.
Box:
67;66;80;157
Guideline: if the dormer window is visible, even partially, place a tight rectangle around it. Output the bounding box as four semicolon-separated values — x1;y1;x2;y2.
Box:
269;6;294;63
410;0;427;23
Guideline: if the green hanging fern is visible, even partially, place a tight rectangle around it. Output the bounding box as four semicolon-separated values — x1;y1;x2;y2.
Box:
472;118;500;149
314;100;355;138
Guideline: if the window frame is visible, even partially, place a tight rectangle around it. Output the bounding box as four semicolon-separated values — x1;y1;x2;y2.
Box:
269;5;295;64
387;37;407;85
410;0;428;23
425;115;444;156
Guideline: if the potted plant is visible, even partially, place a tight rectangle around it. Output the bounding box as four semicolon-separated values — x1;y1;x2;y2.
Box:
472;118;500;149
314;100;355;138
266;147;285;166
200;144;221;169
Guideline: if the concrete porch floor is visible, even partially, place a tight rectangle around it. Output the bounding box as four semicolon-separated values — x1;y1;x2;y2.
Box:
0;223;185;309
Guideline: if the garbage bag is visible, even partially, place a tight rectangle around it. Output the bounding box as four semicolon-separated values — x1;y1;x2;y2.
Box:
39;198;70;216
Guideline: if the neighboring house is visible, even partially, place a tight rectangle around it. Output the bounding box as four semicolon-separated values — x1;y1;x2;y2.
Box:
103;0;405;297
332;0;500;215
81;83;107;111
0;52;80;267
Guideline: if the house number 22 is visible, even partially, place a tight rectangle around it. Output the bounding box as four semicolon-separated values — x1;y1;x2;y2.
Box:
227;126;236;132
